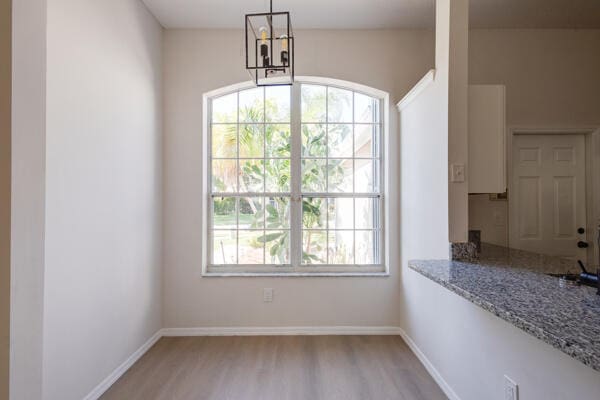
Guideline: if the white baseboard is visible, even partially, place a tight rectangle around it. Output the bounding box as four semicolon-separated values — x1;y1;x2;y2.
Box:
398;327;461;400
161;326;402;336
83;330;162;400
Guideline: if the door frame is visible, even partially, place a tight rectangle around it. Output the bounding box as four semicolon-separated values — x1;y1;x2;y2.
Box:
507;126;600;264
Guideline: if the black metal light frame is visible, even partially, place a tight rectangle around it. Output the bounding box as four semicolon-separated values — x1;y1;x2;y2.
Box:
245;0;295;86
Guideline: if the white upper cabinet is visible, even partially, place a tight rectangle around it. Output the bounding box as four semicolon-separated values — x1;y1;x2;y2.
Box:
468;85;506;194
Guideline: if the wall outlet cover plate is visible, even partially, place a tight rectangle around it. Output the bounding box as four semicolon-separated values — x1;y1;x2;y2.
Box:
451;163;466;183
263;288;274;302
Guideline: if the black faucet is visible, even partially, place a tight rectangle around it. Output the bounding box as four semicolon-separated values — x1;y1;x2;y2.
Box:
576;261;600;294
577;260;598;282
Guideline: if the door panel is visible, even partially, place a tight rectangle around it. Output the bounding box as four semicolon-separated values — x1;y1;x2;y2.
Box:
510;134;587;261
517;177;541;239
553;177;576;238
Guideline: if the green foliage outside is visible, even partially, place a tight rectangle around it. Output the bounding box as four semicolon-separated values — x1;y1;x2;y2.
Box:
212;87;352;264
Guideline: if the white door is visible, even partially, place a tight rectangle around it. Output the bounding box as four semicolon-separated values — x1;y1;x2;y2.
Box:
510;134;587;262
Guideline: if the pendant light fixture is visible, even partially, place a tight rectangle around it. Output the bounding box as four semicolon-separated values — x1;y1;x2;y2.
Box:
245;0;295;86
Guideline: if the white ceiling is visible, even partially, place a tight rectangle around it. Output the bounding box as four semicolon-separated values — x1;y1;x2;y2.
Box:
142;0;600;29
142;0;434;29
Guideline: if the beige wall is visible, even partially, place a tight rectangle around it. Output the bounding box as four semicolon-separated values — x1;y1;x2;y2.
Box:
0;0;11;399
468;194;508;246
163;29;435;329
161;26;600;330
470;29;600;127
468;29;600;244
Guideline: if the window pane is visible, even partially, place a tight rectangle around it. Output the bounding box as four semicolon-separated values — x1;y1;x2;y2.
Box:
301;85;326;122
213;230;237;264
238;230;264;264
302;230;327;264
354;92;379;123
355;159;378;193
302;124;326;157
239;87;264;123
211;125;237;158
355;198;378;229
240;159;264;193
239;197;264;229
328;230;354;264
213;197;237;229
328;124;353;158
302;159;326;192
328;87;352;123
209;83;383;270
265;159;290;192
354;124;378;158
328;197;353;229
266;197;290;229
264;231;290;264
211;92;237;123
212;160;237;192
328;159;353;193
239;125;264;158
266;86;290;122
355;230;376;264
302;197;327;229
266;125;291;158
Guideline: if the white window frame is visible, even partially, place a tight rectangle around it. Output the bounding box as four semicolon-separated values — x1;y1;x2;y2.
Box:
201;76;390;276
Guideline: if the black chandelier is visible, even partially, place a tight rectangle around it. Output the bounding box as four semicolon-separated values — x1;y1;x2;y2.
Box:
245;0;295;86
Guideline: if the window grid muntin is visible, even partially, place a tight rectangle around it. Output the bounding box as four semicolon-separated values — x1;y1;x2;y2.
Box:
208;82;384;271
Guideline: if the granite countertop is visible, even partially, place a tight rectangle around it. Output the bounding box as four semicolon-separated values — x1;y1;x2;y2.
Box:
409;243;600;372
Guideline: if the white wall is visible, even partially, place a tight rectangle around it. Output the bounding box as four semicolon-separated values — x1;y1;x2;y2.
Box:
398;68;450;259
163;29;434;328
399;0;452;327
42;1;163;399
468;29;600;245
10;0;47;398
447;0;469;243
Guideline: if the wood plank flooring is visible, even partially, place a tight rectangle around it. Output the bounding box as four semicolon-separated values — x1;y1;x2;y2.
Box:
100;336;447;400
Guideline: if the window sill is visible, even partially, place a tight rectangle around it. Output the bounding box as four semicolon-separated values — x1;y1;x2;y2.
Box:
202;265;389;277
202;271;390;278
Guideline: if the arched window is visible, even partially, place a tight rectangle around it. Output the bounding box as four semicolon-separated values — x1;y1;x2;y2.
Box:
203;77;388;275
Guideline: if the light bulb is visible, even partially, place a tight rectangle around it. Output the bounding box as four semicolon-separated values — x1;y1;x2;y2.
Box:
258;26;269;67
259;26;268;45
280;34;289;67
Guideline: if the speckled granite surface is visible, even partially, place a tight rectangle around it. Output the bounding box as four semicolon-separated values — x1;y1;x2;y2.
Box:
409;243;600;372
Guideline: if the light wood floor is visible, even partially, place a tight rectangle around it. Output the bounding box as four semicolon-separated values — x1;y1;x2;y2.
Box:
101;336;447;400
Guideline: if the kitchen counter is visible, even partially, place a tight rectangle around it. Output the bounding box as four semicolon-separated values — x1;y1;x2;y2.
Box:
409;243;600;372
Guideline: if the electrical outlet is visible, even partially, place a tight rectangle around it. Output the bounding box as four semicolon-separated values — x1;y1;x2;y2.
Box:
504;375;518;400
450;163;466;183
263;288;273;302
